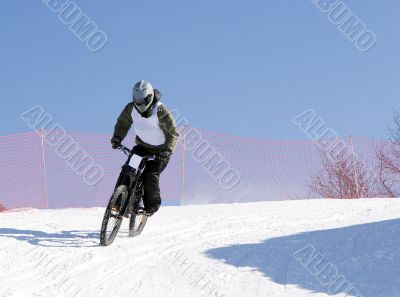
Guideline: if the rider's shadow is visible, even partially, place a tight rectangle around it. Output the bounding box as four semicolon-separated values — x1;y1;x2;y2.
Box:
0;228;100;247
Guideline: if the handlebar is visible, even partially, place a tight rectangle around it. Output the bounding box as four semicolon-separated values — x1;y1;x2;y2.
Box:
117;144;131;156
117;144;157;161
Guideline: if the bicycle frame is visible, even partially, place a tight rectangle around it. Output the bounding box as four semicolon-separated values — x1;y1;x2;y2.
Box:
114;145;156;218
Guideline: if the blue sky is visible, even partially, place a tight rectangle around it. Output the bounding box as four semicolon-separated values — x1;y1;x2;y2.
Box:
1;0;399;139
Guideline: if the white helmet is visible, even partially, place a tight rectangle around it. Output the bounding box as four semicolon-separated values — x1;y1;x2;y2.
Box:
132;80;154;113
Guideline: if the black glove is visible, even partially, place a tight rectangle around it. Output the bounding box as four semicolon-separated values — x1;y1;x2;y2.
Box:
157;151;171;161
111;136;122;149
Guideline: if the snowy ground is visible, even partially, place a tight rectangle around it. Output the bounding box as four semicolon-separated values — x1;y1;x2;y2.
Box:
0;199;399;297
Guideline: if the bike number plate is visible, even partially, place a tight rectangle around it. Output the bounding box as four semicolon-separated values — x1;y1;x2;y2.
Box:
129;154;142;169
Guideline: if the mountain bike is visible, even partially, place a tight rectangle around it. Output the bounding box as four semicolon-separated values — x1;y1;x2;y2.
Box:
100;144;156;246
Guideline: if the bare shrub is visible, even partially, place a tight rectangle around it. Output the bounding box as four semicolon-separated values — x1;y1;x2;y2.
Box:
310;147;377;199
376;110;400;197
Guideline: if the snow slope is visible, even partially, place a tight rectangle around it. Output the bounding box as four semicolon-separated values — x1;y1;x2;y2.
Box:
0;199;399;297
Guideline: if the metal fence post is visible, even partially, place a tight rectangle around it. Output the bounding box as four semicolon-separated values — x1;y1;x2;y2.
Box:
40;129;49;208
350;135;360;198
180;125;187;206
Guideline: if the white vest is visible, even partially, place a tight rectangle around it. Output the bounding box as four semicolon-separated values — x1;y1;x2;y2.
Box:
131;102;166;146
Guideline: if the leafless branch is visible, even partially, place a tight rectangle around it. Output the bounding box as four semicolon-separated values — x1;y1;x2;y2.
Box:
310;145;378;199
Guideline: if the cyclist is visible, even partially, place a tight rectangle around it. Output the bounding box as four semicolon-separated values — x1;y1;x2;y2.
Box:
111;80;179;216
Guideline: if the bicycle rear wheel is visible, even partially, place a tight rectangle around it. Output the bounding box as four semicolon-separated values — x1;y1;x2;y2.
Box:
128;207;148;237
100;185;128;246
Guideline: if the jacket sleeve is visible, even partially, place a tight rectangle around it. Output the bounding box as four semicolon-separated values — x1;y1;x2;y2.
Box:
113;103;134;141
157;104;179;152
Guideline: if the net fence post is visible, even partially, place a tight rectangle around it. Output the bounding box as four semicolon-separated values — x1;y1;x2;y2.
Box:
180;125;187;206
350;135;360;198
40;128;49;209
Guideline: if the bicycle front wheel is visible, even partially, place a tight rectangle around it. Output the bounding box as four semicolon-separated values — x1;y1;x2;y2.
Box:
100;185;128;246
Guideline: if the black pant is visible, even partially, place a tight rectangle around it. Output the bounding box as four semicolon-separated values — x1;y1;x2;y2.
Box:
131;146;170;213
